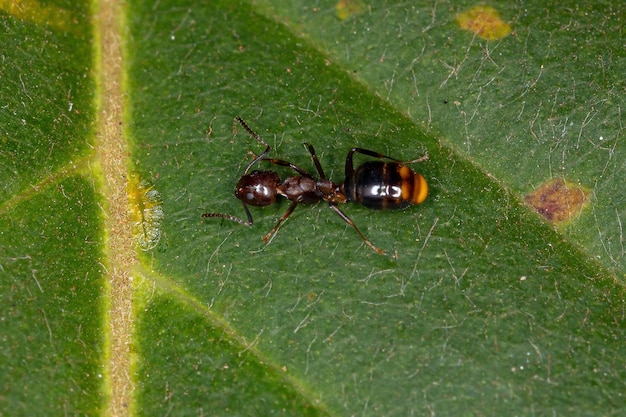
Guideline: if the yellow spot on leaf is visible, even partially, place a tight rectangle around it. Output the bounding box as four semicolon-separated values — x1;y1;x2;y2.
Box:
525;179;589;224
0;0;77;33
335;0;365;20
127;174;164;251
456;6;511;40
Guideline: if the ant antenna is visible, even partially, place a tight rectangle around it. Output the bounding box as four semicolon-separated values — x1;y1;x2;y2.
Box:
235;116;271;174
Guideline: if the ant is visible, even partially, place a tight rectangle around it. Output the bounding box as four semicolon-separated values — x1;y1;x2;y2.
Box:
202;117;428;255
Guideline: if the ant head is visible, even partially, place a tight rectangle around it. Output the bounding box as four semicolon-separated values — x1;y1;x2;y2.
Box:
235;170;281;207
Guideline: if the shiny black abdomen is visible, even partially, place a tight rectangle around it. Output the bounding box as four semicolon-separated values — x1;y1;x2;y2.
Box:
344;161;413;210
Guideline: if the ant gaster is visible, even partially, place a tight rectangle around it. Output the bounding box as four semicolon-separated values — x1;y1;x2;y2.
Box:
202;117;428;254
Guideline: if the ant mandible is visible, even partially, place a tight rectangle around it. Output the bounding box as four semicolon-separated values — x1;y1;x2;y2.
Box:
202;117;428;255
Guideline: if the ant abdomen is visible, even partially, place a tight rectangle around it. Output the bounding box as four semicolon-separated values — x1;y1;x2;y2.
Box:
344;161;428;210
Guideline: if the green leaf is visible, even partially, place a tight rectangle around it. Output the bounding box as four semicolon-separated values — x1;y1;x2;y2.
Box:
0;2;105;415
1;0;624;416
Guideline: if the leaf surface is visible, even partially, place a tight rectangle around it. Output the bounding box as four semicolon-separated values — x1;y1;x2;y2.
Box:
1;0;624;416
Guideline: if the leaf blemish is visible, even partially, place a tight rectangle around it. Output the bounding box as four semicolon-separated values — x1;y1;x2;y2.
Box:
524;178;589;224
335;0;365;21
127;174;164;251
456;6;512;41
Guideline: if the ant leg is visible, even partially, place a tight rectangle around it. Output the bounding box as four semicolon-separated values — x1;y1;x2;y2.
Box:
202;200;254;226
262;201;299;243
346;149;399;178
261;157;311;177
234;120;319;178
256;144;324;178
328;203;385;255
303;143;328;180
348;147;429;164
345;147;428;179
348;148;428;164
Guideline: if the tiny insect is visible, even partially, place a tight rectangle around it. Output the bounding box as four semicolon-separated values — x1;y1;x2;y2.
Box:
202;117;428;254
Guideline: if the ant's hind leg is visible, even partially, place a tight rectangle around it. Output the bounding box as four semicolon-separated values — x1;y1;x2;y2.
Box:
328;204;385;255
347;147;429;165
345;147;428;179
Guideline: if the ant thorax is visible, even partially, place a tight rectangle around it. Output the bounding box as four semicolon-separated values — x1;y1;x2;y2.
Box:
277;176;322;204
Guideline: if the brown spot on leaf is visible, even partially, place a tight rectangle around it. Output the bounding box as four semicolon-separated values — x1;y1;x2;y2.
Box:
456;6;512;40
335;0;365;20
525;179;589;223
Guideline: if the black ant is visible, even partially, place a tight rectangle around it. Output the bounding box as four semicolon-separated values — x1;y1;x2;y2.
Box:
202;117;428;254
